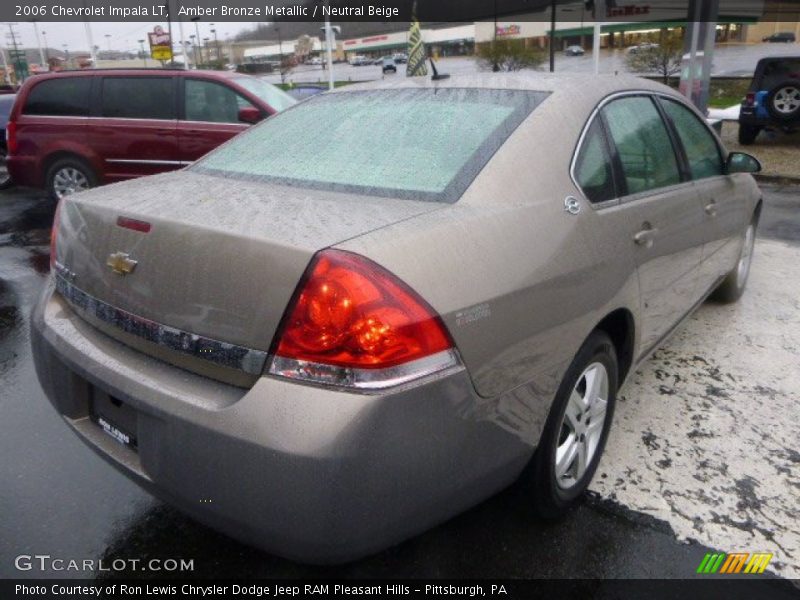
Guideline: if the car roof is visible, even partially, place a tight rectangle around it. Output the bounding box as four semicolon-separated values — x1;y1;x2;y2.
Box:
26;68;249;81
331;72;679;105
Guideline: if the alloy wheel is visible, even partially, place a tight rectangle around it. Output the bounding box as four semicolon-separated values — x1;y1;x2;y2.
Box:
0;149;9;187
772;86;800;115
52;167;90;199
555;362;609;490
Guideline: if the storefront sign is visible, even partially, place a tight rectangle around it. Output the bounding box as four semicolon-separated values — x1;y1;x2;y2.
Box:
148;25;173;61
496;25;521;37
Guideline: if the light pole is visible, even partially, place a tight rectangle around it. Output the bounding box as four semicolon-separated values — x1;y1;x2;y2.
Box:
32;20;47;69
104;34;111;58
138;39;147;66
189;34;199;67
41;30;49;64
210;26;220;63
191;17;202;65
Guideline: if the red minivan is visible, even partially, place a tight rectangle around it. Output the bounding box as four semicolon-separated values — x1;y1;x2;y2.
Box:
6;69;297;199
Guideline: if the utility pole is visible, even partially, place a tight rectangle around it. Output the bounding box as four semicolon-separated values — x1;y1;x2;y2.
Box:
0;48;10;85
6;23;26;82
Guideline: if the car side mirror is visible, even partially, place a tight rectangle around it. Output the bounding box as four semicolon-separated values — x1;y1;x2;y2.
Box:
238;107;263;125
726;152;762;174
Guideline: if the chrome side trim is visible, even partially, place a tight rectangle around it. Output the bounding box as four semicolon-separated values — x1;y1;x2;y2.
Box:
106;159;192;166
54;273;268;375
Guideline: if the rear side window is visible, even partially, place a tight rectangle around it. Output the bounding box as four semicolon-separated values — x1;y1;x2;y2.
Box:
661;99;723;180
574;119;616;203
101;77;175;120
185;79;254;123
760;59;800;90
24;77;90;116
602;96;681;196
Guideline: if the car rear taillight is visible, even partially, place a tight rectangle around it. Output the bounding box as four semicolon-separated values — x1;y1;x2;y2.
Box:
6;120;17;154
744;92;756;107
49;199;62;270
268;249;461;390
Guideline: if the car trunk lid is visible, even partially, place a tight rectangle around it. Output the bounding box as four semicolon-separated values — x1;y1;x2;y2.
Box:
53;170;445;386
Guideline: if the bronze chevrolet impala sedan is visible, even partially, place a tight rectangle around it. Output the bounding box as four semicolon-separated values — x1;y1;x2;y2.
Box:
32;74;762;563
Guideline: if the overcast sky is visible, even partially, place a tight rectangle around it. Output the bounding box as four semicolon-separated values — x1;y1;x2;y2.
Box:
4;21;257;54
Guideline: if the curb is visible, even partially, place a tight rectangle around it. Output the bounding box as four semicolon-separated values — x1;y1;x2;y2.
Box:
754;174;800;186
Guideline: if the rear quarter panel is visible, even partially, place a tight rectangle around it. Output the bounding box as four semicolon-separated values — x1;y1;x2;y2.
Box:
337;88;643;440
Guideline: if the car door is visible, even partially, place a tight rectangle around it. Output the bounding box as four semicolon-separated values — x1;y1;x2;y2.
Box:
177;78;258;164
92;75;179;182
658;96;752;288
600;94;706;355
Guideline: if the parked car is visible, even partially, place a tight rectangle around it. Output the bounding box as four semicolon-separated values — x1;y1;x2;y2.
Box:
565;45;585;56
627;42;659;54
34;74;762;564
763;32;796;43
392;53;408;64
738;55;800;144
349;55;370;67
382;57;397;74
6;69;296;200
0;93;15;189
286;85;326;101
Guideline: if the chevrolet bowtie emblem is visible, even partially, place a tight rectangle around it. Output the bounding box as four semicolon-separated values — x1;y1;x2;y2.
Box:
107;252;138;276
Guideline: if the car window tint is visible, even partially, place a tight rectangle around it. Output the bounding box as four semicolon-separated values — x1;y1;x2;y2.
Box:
661;99;723;180
575;119;616;203
194;88;548;203
101;77;175;120
761;59;800;90
602;96;681;195
185;79;254;124
23;77;90;116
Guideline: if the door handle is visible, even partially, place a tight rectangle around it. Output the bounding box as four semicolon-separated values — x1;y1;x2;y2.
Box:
705;201;718;217
633;224;658;248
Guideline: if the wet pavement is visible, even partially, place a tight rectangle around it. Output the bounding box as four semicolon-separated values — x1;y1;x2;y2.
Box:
0;184;799;581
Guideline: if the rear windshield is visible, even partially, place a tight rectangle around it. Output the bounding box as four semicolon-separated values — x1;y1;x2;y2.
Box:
194;88;548;203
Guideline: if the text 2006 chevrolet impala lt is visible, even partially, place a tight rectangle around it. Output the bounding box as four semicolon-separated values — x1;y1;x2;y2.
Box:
32;74;762;563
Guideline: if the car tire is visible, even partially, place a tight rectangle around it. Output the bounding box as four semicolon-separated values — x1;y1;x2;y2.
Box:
766;80;800;123
737;123;761;145
711;220;757;304
45;157;97;202
526;330;618;519
0;146;13;190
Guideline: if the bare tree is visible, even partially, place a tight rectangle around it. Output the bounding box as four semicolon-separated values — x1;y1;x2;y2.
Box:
477;39;545;72
625;31;684;84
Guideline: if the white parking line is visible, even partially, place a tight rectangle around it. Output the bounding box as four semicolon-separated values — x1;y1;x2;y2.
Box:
592;238;800;577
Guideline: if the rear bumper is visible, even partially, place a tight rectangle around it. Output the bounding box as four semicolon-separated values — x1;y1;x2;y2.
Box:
31;278;538;563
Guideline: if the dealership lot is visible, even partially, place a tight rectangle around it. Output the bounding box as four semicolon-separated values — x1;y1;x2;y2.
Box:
265;42;800;85
0;183;798;579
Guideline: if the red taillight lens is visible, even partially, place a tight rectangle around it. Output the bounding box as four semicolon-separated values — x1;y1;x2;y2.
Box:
745;92;756;107
6;120;17;155
49;199;62;270
269;249;459;389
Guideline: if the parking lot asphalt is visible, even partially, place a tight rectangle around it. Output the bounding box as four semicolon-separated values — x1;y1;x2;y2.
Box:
265;42;800;86
0;184;799;581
